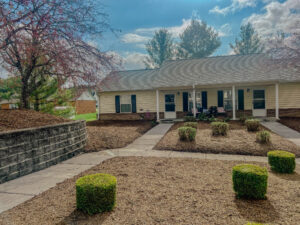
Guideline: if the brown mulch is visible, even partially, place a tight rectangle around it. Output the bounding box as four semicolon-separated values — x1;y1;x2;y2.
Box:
84;120;154;152
0;157;299;225
279;117;300;133
155;121;300;157
0;110;70;132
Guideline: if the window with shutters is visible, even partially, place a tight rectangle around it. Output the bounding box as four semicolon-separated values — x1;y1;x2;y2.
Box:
188;92;201;112
120;95;131;113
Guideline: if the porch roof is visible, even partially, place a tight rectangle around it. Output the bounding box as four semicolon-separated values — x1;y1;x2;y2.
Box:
99;54;300;92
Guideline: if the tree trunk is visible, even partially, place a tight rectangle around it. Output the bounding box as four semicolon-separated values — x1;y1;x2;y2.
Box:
34;93;40;111
20;78;30;109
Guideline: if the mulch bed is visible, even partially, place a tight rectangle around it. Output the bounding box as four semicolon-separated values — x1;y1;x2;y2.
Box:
0;157;299;225
279;117;300;133
84;120;154;152
0;110;70;132
154;121;300;157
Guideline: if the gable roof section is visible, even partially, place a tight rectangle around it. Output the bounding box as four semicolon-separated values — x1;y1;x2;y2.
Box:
99;54;300;92
100;69;158;92
155;54;300;87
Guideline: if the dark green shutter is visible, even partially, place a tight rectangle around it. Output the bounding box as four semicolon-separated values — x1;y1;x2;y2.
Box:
131;95;136;113
217;91;223;107
238;89;244;110
182;92;188;112
201;91;207;109
115;95;120;113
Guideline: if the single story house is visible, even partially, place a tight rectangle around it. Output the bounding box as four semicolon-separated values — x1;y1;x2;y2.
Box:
0;99;19;110
70;90;97;115
98;54;300;121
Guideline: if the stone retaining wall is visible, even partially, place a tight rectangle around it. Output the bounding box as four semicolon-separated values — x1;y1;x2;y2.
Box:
0;120;87;184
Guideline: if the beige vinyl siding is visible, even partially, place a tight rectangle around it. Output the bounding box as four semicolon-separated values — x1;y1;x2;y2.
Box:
279;83;300;108
99;91;156;113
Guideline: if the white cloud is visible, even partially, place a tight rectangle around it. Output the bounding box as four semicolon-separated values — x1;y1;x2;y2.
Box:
244;0;300;36
210;0;257;15
121;52;147;70
218;23;232;37
121;33;150;44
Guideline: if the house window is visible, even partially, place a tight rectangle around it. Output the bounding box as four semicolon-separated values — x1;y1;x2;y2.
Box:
224;90;232;110
120;95;131;113
188;92;201;112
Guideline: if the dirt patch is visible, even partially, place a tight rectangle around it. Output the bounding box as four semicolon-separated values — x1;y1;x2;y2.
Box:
155;121;300;157
85;120;154;152
279;117;300;133
0;110;70;132
0;157;299;225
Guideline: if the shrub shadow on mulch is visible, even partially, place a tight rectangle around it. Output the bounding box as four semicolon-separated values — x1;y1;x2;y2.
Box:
234;199;279;223
58;210;111;225
270;171;300;181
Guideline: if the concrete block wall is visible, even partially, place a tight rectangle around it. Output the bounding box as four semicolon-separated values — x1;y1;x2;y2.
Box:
0;120;87;184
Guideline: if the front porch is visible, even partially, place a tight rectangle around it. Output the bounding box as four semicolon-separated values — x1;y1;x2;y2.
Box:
155;83;280;121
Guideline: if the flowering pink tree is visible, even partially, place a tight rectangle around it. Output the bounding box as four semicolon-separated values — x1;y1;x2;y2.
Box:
0;0;119;109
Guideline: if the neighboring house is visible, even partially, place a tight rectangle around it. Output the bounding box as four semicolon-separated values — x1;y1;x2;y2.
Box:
71;90;97;115
98;54;300;121
0;99;18;110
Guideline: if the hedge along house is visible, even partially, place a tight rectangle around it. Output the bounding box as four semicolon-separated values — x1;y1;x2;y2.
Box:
98;54;300;121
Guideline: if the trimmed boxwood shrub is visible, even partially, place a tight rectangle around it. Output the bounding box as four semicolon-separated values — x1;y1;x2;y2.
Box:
178;126;196;141
232;164;268;199
184;122;198;129
268;150;296;173
184;116;196;122
245;119;260;132
211;122;229;136
76;173;117;215
256;130;271;144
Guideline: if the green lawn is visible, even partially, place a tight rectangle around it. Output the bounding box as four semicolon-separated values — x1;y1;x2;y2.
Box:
73;113;97;121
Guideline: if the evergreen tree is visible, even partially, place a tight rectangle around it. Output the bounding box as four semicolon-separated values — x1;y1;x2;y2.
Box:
230;23;264;55
178;20;221;59
144;29;174;68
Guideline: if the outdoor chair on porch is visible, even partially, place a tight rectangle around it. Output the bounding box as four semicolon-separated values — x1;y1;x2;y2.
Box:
217;107;227;117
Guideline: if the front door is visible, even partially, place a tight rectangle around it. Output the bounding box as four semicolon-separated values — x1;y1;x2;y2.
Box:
165;94;176;119
253;89;266;117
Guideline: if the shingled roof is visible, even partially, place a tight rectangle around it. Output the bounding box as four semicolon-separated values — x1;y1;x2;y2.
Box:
99;54;300;92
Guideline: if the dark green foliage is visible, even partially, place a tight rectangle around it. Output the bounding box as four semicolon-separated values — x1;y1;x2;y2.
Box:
256;130;271;144
178;20;221;59
230;23;264;55
211;122;229;136
223;117;231;122
76;173;117;215
144;29;174;68
184;122;198;129
178;126;196;141
268;150;296;173
198;113;208;121
245;119;260;131
184;116;196;122
208;116;216;123
239;115;247;124
232;164;268;199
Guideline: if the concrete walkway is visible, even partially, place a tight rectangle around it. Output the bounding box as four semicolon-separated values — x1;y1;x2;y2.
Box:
261;121;300;146
1;122;300;213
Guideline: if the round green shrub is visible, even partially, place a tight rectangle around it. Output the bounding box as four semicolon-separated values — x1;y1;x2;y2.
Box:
245;119;260;132
267;150;296;173
178;126;196;141
256;130;271;144
211;122;229;136
76;173;117;215
232;164;268;199
184;122;198;129
245;223;266;225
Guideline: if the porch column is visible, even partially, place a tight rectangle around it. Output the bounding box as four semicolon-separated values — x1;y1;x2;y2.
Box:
275;83;279;120
156;89;160;122
193;85;196;118
232;85;236;120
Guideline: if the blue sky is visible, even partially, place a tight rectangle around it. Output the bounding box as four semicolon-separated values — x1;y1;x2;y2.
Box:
98;0;299;70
